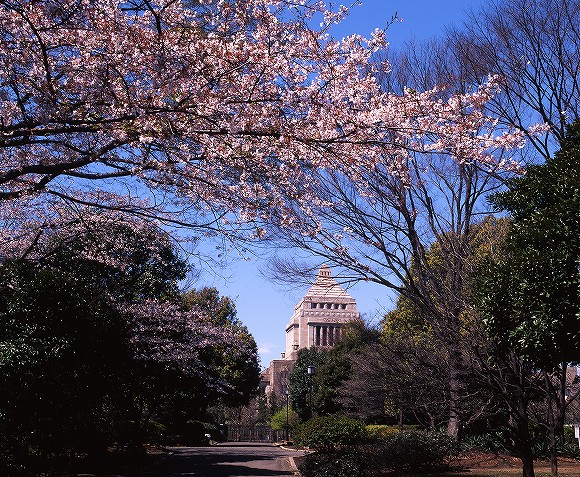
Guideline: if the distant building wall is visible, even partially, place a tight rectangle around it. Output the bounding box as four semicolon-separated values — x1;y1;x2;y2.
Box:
263;265;360;400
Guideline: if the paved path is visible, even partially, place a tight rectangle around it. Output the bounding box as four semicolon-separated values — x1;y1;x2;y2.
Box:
143;442;303;477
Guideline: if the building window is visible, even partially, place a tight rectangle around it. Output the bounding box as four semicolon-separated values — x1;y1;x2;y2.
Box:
341;304;347;309
311;302;317;309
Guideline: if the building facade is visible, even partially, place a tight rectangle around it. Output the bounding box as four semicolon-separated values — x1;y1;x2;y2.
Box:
262;265;360;399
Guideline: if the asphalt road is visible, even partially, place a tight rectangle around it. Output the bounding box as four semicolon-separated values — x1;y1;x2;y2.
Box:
143;442;303;477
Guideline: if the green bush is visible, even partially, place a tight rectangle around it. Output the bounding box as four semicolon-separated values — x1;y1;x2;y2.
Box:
372;430;458;473
462;430;511;454
561;425;580;458
298;430;458;477
270;408;300;431
298;448;367;477
464;425;580;459
366;424;418;439
294;415;368;451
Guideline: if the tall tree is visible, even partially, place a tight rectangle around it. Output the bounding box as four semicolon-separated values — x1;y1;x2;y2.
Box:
477;121;580;476
182;287;261;408
0;260;130;469
481;122;580;367
336;218;508;427
307;320;379;417
289;347;326;421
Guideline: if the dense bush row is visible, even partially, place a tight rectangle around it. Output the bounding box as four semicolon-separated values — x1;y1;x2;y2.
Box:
462;425;580;459
293;416;369;450
295;416;458;477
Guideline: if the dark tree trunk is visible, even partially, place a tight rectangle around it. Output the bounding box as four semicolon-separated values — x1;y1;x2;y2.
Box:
398;407;404;431
514;387;535;477
446;332;464;439
543;369;559;476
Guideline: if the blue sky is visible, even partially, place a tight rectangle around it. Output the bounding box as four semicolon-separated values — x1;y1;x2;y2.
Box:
197;0;487;368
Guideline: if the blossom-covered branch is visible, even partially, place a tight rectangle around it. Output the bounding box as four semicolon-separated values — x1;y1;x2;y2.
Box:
0;0;529;246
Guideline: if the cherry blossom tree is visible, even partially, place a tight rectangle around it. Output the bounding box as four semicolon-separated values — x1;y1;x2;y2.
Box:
0;0;539;445
0;212;260;468
0;0;528;256
127;299;257;391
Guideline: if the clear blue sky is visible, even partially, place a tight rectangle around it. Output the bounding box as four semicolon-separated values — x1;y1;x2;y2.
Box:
197;0;487;368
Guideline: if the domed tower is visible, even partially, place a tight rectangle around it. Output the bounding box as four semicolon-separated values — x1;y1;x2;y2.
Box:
283;264;360;360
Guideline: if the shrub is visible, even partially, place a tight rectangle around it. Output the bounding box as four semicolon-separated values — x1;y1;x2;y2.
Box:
294;415;368;451
270;408;300;431
298;448;367;477
298;430;457;477
462;429;511;454
372;430;458;473
561;425;580;458
366;424;418;439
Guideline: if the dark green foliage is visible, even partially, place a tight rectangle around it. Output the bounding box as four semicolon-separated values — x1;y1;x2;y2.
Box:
289;321;379;419
462;430;512;454
0;224;260;474
561;426;580;459
293;415;369;451
463;425;580;460
289;347;326;420
298;448;367;477
371;430;458;473
312;321;380;415
479;121;580;367
298;430;457;477
0;260;131;472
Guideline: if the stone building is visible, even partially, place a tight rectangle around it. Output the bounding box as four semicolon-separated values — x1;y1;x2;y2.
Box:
261;265;360;400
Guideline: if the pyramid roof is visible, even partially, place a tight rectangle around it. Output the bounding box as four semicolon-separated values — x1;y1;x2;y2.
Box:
303;265;354;300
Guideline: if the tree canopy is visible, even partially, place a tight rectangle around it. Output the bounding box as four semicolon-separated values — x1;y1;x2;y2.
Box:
0;217;260;472
0;0;530;259
479;121;580;368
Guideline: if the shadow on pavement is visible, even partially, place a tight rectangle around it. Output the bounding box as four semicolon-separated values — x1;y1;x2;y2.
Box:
144;445;296;477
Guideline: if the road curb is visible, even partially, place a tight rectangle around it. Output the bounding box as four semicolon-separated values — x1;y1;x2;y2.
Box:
273;444;306;475
287;456;302;476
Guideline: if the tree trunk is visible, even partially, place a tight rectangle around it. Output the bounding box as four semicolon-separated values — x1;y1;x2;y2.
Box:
544;370;559;476
447;347;463;439
514;387;536;477
447;389;461;438
399;407;404;431
547;397;558;477
557;364;567;444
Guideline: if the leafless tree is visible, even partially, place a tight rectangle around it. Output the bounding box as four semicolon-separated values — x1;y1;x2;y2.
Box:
338;337;450;428
264;146;511;439
263;0;578;447
447;0;580;161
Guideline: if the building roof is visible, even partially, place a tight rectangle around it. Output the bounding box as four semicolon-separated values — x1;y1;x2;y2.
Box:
303;264;355;301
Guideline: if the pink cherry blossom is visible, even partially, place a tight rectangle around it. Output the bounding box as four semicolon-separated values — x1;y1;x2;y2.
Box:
0;0;536;252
